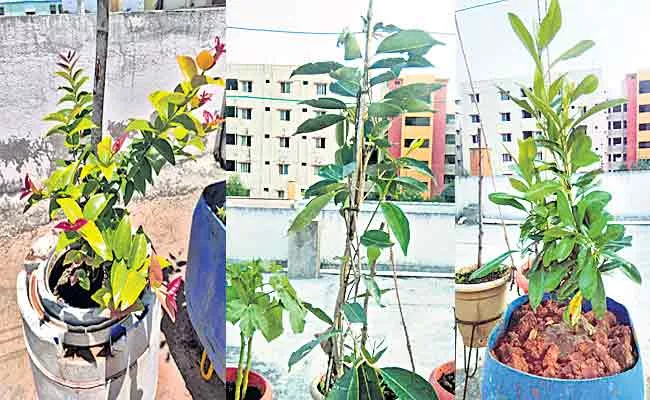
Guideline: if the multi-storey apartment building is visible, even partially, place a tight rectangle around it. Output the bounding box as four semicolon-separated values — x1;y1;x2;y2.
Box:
624;70;650;168
224;64;341;199
605;96;628;171
457;69;608;176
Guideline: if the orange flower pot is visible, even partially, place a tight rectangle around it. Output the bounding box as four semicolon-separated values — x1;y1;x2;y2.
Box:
226;367;272;400
429;360;455;400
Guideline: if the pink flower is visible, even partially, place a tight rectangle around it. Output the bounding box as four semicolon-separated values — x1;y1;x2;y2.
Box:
162;276;183;322
20;174;40;200
198;91;213;107
112;133;129;154
55;219;88;232
213;36;226;62
203;110;224;129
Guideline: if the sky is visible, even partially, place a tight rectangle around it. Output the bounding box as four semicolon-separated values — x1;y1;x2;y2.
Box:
226;0;457;104
455;0;650;96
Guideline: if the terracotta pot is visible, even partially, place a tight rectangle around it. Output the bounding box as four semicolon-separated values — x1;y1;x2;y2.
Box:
310;376;324;400
455;267;510;348
226;367;272;400
429;360;455;400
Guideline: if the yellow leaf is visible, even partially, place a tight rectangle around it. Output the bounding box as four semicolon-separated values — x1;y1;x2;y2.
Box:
79;220;113;262
120;270;147;310
568;291;583;326
97;135;113;165
156;255;172;269
56;198;84;222
206;76;225;86
98;163;116;181
176;55;198;81
80;163;98;180
172;126;189;140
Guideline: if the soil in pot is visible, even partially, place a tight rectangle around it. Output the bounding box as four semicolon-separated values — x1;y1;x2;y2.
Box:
48;254;104;308
438;372;455;394
226;382;263;400
493;299;636;379
455;267;508;284
315;376;398;400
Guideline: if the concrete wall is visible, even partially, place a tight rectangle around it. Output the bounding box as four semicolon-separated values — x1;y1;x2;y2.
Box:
456;170;650;220
227;198;456;272
0;9;225;236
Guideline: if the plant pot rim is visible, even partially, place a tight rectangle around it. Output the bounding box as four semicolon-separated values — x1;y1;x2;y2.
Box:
456;269;510;293
225;367;272;400
429;360;455;398
310;375;325;400
486;294;642;382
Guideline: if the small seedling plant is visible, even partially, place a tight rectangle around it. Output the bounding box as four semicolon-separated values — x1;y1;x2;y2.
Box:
470;0;641;326
226;260;307;400
21;38;226;320
286;0;442;397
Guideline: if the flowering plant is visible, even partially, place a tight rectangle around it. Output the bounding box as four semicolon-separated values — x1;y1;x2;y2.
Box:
23;39;225;320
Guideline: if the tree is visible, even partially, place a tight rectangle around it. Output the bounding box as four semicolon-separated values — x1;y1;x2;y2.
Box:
226;175;250;197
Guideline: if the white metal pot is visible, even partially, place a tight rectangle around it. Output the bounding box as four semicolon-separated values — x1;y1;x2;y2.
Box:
17;251;161;400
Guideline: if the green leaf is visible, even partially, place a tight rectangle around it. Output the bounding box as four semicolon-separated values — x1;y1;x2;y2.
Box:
288;192;334;233
469;250;517;281
343;32;362;60
370;57;406;69
75;269;90;290
538;0;561;49
363;275;384;307
83;194;110;220
572;98;626;130
57;198;84;222
327;367;358;400
525;181;561;201
385;83;443;101
518;138;537;183
572;74;598;100
304;180;345;197
153;138;175;165
119;269;147;310
69;117;97;135
488;192;526;211
603;251;641;284
556;191;574;226
128;233;148;270
508;13;542;72
570;131;599;170
342;302;366;324
509;178;529;192
113;215;132;260
367;246;381;267
591;273;606;319
552;40;595;66
290;61;344;77
370;71;398;87
399;157;434;177
288;330;340;372
376;29;441;54
554;237;575;262
394;176;428;193
544;263;569;292
79;220;112;261
368;102;403;118
330;80;360;97
379;367;437;400
299;98;348;110
579;254;597;299
253;303;284;341
302;302;334;326
381;202;410;255
360;230;393;248
295;114;345;135
125;119;155;132
528;268;545;311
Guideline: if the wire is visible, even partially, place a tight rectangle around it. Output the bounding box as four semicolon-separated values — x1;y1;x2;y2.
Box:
456;0;509;13
227;26;456;37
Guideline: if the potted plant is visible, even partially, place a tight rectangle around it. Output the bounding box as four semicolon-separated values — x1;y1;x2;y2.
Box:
17;40;225;399
225;260;308;400
429;360;455;400
471;1;644;398
285;1;441;398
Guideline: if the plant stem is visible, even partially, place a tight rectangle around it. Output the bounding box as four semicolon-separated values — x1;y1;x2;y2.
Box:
92;0;109;147
235;332;246;400
389;246;416;373
241;335;254;399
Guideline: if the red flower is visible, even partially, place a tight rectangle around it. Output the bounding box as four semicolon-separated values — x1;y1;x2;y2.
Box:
112;133;129;154
203;110;224;129
213;36;226;62
160;276;183;322
55;219;88;232
198;91;213;107
20;174;40;200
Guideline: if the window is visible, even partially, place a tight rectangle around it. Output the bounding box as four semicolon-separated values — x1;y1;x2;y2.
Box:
301;162;307;166
303;81;309;85
278;164;289;175
639;80;650;94
470;114;480;123
315;138;326;149
25;10;36;15
536;152;543;161
640;104;650;113
500;91;510;101
445;135;456;145
263;188;269;192
421;139;430;148
315;111;326;117
501;133;512;142
608;121;611;130
316;83;327;96
241;80;253;93
613;154;622;161
624;121;628;128
279;110;291;121
624;103;628;112
640;123;650;131
612;105;622;113
446;114;456;124
522;110;532;119
471;134;480;144
265;107;271;112
0;6;4;15
469;93;480;103
405;116;431;126
522;131;532;139
444;175;454;184
277;190;285;199
264;134;270;139
225;79;238;90
405;139;429;147
239;108;252;120
501;113;511;122
613;137;622;145
502;154;513;162
226;134;236;145
265;161;270;165
280;81;292;93
225;106;236;117
302;108;308;113
225;160;235;171
445;155;456;164
625;138;628;145
265;79;270;84
50;4;57;13
239;135;251;147
313;166;321;175
238;162;251;173
612;121;622;129
640;142;650;148
279;137;290;148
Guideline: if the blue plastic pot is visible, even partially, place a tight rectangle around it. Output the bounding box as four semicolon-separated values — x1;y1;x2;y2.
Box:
482;295;644;399
185;182;226;382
